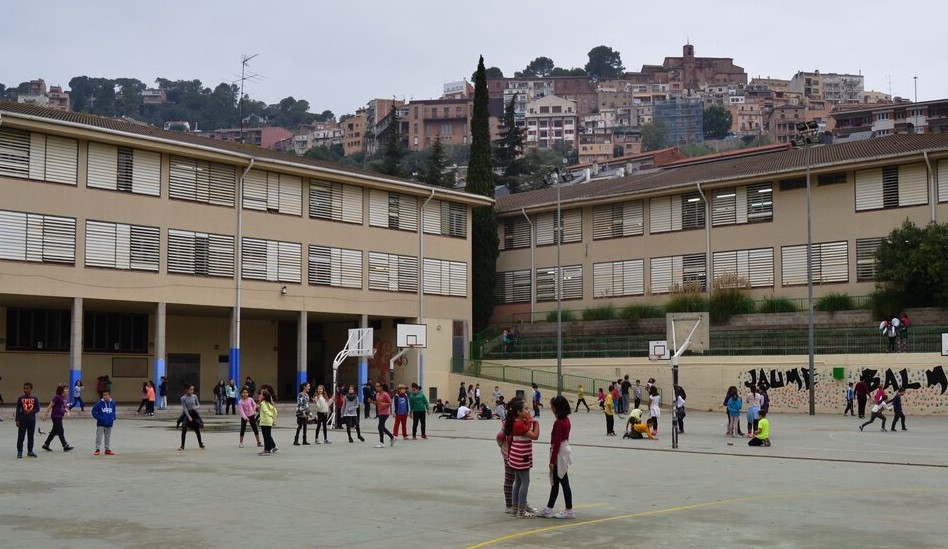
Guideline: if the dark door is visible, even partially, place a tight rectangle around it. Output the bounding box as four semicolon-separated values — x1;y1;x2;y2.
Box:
167;353;201;404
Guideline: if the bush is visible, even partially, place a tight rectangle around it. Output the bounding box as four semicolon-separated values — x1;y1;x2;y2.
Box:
709;287;755;324
757;297;798;313
870;287;906;320
620;304;665;320
582;305;616;321
814;292;855;313
665;293;708;313
546;309;575;323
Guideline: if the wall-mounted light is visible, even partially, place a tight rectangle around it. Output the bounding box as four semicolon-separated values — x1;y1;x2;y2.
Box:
280;286;288;296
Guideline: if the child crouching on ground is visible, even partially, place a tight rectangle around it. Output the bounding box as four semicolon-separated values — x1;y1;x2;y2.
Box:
748;409;770;447
623;409;656;440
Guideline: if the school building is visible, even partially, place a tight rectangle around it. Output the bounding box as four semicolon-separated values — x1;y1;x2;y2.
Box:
0;101;491;403
493;135;948;320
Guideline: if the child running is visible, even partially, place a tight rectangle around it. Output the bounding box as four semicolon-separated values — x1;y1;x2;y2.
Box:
505;397;540;518
537;396;575;519
313;385;332;444
68;379;84;412
41;383;74;452
258;388;278;455
890;387;907;431
90;390;117;455
238;387;262;448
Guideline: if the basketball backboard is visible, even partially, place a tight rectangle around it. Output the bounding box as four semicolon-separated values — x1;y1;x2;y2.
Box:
649;340;670;361
347;328;374;357
666;312;709;354
397;323;427;349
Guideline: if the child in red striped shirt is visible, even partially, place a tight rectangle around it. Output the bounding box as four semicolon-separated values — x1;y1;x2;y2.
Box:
504;398;539;518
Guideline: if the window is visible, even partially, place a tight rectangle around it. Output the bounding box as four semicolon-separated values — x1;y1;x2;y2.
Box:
712;248;774;288
781;241;848;286
939;160;948;203
87;142;160;195
241;238;301;283
855;164;928;211
711;188;737;226
746;183;773;222
309;180;363;224
0;210;75;264
308;245;362;288
650;253;706;294
85;221;159;271
649;196;682;233
83;312;148;353
368;252;418;293
243;170;302;215
495;270;531;303
536;265;583;301
817;172;847;186
169;155;236;206
423;200;467;238
779;177;806;191
499;217;531;250
592;201;644;239
593;259;644;297
5;308;71;351
423;258;467;297
0;128;78;184
369;191;418;231
535;209;581;245
167;229;234;277
855;238;883;282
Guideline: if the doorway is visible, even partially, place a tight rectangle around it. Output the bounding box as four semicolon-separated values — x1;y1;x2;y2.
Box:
167;353;201;403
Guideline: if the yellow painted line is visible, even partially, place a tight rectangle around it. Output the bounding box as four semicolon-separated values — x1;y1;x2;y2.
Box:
467;487;918;548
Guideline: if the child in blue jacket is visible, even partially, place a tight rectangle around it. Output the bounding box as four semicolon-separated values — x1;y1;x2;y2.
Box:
725;386;743;438
91;390;117;455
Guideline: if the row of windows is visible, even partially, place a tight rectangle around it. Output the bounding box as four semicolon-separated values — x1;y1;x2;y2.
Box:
6;309;148;353
0;211;467;295
495;240;883;303
1;128;467;238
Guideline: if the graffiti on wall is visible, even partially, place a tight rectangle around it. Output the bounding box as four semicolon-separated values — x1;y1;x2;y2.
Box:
739;365;948;412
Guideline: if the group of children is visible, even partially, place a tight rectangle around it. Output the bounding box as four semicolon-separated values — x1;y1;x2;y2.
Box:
601;381;662;438
12;382;117;458
497;395;575;519
724;385;771;446
859;385;907;432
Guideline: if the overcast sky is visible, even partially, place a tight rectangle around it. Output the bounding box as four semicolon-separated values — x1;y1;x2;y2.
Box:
2;0;945;117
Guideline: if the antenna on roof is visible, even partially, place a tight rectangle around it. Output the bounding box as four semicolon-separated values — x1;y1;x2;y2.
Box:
238;53;260;143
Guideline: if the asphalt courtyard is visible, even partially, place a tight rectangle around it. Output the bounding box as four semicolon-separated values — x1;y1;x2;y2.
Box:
1;404;946;549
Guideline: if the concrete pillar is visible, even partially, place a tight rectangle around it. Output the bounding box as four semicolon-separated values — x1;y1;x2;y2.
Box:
228;307;240;384
358;314;368;403
297;310;307;387
69;298;83;394
154;302;166;409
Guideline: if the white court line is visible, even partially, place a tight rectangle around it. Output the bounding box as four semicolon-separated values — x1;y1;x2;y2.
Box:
827;430;933;451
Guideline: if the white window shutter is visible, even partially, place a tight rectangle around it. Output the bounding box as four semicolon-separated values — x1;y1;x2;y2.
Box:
44;135;78;185
0;210;28;260
131;149;161;196
650;256;673;294
561;209;582;243
369;190;388;227
85;220;117;268
0;128;31;178
855;168;883;211
535;212;554;245
424;200;442;234
939;160;948;203
278;175;303;216
29;132;46;181
243;170;268;210
649;196;672;233
342;185;364;224
87;142;118;190
898;163;928;206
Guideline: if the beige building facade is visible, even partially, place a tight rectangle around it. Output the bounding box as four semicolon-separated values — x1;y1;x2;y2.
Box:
0;101;491;403
492;134;948;322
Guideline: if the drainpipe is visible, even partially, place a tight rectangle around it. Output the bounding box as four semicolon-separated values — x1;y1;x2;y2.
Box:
696;182;711;295
230;158;254;384
521;208;535;322
418;188;435;387
923;151;935;223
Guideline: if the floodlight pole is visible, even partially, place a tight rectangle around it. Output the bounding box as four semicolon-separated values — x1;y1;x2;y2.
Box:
805;144;815;416
555;172;563;396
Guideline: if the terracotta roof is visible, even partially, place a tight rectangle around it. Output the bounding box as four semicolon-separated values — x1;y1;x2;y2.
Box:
0;100;492;204
497;134;948;214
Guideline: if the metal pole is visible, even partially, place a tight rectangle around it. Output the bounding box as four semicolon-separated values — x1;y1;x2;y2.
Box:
805;144;815;416
556;177;563;396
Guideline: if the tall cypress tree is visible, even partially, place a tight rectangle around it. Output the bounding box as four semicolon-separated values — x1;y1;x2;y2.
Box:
465;56;499;331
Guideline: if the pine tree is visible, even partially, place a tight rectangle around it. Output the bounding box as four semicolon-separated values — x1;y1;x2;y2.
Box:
379;106;404;177
465;56;499;331
422;138;450;187
494;95;524;173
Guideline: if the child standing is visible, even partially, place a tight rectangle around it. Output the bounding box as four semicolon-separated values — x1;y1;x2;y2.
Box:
505;398;540;518
145;381;156;416
648;386;661;436
258;388;278;455
392;385;410;439
726;386;743;437
748;409;771;446
238;387;261;448
597;388;605;411
294;382;312;446
538;396;575;519
496;400;517;514
313;385;332;444
42;383;74;452
374;382;395;448
604;384;616;436
745;386;761;436
532;383;542;417
15;382;41;458
844;382;855;416
179;385;205;450
890;387;907;431
409;383;429;440
342;385;364;443
90;390;117;455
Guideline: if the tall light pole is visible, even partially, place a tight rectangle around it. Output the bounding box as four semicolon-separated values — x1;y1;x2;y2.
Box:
791;120;820;416
555;168;563;396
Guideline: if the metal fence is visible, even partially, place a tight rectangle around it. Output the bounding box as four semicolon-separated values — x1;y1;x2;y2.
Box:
466;360;623;395
479;325;947;360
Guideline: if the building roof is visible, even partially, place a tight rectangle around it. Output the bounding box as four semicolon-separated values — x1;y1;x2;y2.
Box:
496;134;948;214
0;100;492;206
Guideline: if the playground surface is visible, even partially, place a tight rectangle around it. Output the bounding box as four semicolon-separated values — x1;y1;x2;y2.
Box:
1;405;945;548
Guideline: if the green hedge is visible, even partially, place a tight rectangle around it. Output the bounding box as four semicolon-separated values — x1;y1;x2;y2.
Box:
545;309;576;322
709;287;755;324
665;293;708;313
757;297;798;313
620;304;665;320
582;305;617;321
815;293;854;312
